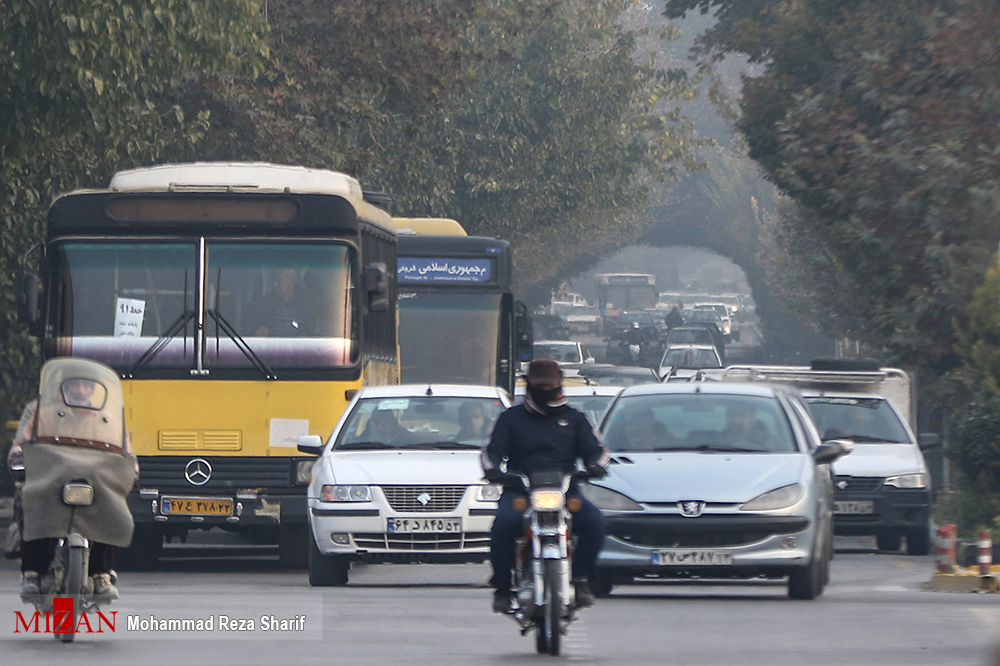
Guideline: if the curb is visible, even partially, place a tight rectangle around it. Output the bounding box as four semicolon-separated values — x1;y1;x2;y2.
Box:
925;568;1000;593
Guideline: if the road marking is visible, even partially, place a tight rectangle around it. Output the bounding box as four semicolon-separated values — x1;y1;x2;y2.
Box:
565;617;594;661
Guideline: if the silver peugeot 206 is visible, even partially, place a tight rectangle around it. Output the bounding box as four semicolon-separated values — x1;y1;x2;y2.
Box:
586;382;850;600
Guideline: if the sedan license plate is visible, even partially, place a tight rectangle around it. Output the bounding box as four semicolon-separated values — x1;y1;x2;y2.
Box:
161;496;233;516
652;549;732;566
834;500;874;515
387;517;461;534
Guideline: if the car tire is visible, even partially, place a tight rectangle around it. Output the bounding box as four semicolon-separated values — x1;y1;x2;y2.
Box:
906;525;931;556
876;531;903;553
590;569;615;598
308;529;350;586
788;540;825;600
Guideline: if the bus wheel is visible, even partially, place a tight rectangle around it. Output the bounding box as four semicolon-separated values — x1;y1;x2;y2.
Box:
278;525;310;569
119;527;163;571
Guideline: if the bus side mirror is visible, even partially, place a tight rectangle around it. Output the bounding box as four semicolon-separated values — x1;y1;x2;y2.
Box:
515;301;533;362
364;263;389;312
17;273;41;333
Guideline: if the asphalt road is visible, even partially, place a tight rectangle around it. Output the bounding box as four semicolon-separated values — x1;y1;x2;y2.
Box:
2;535;998;665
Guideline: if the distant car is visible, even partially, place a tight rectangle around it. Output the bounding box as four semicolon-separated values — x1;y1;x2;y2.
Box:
562;385;623;425
693;303;737;341
533;314;571;341
686;306;732;340
533;340;595;365
665;326;715;347
578;364;659;387
657;344;722;379
564;305;603;335
586;382;848;599
300;384;511;586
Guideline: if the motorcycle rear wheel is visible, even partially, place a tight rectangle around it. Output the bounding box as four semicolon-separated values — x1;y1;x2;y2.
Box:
55;546;84;643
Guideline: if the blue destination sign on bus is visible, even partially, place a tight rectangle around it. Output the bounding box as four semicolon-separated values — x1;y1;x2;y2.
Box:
398;258;492;283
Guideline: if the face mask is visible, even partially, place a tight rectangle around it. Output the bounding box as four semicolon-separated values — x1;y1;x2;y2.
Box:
527;385;562;408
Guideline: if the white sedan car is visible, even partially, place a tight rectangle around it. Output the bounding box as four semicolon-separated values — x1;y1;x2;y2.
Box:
298;384;511;586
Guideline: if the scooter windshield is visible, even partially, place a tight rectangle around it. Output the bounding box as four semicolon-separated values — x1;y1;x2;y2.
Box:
34;357;124;449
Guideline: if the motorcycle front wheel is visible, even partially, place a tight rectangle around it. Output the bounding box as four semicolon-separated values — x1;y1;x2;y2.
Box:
535;559;562;656
55;546;84;643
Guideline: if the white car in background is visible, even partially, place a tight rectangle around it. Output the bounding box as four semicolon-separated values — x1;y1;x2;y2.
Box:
298;384;511;586
533;340;595;366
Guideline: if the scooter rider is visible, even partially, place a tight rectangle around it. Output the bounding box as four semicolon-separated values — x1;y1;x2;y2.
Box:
482;359;610;614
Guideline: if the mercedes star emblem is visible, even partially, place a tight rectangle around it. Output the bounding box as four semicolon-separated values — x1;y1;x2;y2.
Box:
185;458;212;486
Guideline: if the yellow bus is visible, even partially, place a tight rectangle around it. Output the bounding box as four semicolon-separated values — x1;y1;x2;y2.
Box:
17;162;398;566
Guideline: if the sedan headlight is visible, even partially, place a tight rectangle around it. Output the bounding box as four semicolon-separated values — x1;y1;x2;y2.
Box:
883;473;927;489
741;483;803;511
581;484;643;511
321;485;372;502
477;484;502;502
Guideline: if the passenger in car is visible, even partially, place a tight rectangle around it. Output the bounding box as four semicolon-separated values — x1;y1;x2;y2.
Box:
622;408;676;451
456;402;490;441
720;402;770;447
365;410;419;445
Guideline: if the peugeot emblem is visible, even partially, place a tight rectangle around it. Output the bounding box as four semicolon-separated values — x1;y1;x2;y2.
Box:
416;492;432;506
185;458;212;486
678;501;705;517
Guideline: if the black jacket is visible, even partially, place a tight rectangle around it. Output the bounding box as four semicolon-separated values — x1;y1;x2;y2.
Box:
481;401;610;481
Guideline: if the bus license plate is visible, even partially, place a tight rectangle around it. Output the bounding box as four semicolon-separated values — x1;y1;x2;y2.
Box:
161;496;234;516
834;501;874;515
387;518;461;534
652;549;732;566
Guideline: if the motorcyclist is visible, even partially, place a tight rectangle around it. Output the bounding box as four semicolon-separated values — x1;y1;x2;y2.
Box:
9;372;138;601
481;359;609;614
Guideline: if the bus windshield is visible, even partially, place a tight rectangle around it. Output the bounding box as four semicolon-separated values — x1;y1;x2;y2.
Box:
398;292;501;385
48;241;356;370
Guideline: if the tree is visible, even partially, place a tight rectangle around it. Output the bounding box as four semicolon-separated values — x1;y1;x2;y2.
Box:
664;0;1000;368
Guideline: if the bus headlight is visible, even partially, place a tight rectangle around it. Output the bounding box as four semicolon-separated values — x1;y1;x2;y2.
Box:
883;473;927;489
295;460;316;485
321;485;372;502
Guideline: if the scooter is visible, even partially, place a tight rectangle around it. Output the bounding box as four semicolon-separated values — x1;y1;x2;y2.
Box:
504;471;589;656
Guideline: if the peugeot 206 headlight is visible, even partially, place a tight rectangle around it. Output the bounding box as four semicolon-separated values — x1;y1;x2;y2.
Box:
740;483;803;511
321;485;372;502
581;484;642;511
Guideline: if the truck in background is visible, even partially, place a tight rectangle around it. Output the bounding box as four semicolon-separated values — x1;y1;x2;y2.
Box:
722;358;940;556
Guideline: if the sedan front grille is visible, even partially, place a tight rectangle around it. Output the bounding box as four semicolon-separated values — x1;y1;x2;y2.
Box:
607;515;809;548
835;476;884;493
353;532;490;551
379;485;468;513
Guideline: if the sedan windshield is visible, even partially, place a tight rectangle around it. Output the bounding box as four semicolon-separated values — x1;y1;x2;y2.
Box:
534;343;582;364
602;394;797;453
334;396;506;450
804;397;910;443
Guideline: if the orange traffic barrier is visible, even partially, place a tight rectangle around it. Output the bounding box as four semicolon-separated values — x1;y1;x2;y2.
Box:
935;524;957;574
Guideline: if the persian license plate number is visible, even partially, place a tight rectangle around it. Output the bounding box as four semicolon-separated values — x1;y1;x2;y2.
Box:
387;517;461;534
161;496;233;516
834;500;874;515
651;549;732;566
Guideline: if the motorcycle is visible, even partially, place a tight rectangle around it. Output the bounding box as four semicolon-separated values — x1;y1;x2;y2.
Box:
504;470;590;656
13;357;136;642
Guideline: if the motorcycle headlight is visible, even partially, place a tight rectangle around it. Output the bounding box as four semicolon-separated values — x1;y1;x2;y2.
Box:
321;485;372;502
477;484;502;502
741;483;802;511
531;490;565;510
883;473;927;489
63;483;94;506
581;484;642;511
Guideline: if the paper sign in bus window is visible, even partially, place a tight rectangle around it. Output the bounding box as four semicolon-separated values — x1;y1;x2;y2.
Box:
114;298;146;337
270;418;310;447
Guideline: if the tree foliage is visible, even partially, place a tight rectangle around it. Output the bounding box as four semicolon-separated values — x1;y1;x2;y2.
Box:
664;0;1000;368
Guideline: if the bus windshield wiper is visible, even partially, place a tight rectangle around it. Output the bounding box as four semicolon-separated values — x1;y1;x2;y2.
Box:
205;309;277;380
125;310;196;378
